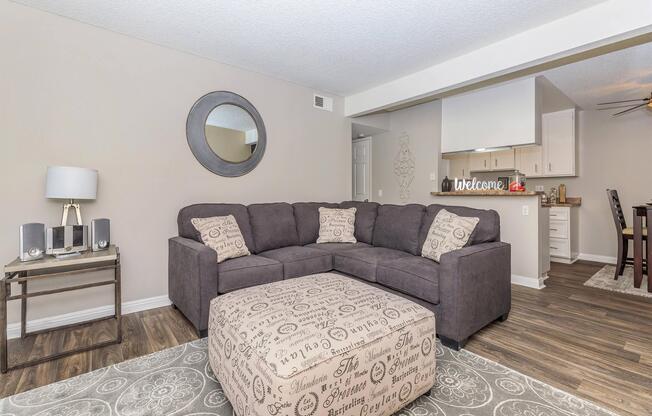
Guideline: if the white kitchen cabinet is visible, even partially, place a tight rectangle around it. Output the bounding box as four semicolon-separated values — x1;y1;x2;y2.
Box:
468;149;514;172
543;109;576;176
490;149;515;170
549;206;579;263
446;154;470;178
469;152;490;172
515;146;543;177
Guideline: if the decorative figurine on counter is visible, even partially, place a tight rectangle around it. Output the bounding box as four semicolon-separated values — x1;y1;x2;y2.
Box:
559;183;567;204
441;176;452;192
549;187;558;204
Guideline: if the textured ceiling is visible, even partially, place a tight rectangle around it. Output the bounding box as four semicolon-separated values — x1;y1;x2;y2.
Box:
12;0;608;95
540;42;652;110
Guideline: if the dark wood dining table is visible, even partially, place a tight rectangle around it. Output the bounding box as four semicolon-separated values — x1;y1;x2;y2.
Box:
632;204;651;292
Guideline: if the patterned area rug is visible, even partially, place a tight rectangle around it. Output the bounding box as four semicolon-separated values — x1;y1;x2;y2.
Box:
0;338;616;416
584;265;651;298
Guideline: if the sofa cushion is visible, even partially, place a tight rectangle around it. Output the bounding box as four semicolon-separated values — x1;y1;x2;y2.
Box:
333;247;412;282
248;203;300;253
306;242;371;252
377;256;441;304
339;201;379;244
217;255;283;293
293;202;339;245
178;203;254;249
372;204;425;255
259;246;333;279
419;204;500;250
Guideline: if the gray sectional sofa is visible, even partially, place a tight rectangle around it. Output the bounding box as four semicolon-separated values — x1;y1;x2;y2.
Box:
168;201;511;350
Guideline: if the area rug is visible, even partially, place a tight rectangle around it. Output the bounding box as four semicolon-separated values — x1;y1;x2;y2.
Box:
584;264;651;298
0;338;616;416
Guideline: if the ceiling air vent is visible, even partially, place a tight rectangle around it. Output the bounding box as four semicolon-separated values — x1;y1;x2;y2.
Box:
313;94;333;112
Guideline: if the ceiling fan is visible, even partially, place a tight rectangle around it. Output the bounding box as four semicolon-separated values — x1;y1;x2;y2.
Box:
597;91;652;116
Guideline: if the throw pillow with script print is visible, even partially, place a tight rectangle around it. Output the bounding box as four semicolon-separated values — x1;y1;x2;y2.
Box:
317;207;357;243
422;209;479;262
191;215;251;263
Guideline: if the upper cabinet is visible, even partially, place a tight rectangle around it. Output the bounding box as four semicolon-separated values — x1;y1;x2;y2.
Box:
542;109;576;176
467;149;515;172
515;108;576;177
447;153;470;178
515;145;543;177
490;149;516;170
441;77;541;153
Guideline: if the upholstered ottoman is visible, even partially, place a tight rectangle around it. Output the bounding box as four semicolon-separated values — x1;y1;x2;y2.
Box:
208;273;436;416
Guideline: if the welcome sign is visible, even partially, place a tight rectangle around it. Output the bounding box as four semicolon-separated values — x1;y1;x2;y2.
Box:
454;178;505;191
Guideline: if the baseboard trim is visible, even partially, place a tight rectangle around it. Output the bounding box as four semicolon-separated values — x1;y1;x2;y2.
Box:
511;273;546;289
578;253;617;265
7;295;171;340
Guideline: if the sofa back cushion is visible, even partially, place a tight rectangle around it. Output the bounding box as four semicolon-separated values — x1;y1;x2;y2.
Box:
339;201;379;244
293;202;339;245
372;204;425;255
248;203;300;253
178;203;255;250
419;204;500;251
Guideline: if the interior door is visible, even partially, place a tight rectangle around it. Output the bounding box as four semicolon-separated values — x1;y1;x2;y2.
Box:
352;138;371;201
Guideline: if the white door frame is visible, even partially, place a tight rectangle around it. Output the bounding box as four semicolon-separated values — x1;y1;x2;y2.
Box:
352;137;372;202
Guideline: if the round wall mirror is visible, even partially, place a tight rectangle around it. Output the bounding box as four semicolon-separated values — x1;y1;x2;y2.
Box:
187;91;266;177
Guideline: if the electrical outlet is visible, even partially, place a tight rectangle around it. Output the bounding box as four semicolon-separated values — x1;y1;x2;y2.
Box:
378;189;383;197
535;185;544;192
429;172;437;181
522;205;529;216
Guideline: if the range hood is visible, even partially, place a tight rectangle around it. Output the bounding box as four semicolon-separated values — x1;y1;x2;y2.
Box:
441;77;542;154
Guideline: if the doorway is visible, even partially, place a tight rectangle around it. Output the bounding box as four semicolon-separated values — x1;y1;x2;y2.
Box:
352;137;372;201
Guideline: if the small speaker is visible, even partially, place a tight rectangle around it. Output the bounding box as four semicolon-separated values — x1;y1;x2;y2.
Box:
91;218;110;251
20;223;45;262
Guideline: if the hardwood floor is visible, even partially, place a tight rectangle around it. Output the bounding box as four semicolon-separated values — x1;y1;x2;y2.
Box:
467;261;652;416
1;261;651;415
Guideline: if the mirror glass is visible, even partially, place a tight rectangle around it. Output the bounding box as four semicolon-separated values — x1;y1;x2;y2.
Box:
204;104;258;163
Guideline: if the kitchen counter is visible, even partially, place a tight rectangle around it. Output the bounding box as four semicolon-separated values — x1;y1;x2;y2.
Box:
430;191;549;289
541;197;582;207
431;191;539;196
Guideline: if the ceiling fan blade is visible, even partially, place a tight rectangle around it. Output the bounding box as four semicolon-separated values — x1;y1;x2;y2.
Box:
597;103;648;110
612;103;649;116
598;98;649;105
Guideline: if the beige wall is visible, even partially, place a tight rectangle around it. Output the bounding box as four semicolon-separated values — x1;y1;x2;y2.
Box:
370;101;441;204
0;2;350;325
526;109;652;260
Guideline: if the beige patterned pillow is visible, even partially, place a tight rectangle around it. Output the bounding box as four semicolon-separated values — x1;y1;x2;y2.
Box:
317;207;357;243
421;209;479;262
191;215;250;263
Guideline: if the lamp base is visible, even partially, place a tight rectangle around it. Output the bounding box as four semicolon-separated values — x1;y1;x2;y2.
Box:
61;199;83;226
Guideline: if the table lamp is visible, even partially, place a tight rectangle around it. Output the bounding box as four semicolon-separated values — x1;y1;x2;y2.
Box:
45;166;98;225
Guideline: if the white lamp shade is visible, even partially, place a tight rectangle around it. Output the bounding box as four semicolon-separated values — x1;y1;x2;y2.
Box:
45;166;98;200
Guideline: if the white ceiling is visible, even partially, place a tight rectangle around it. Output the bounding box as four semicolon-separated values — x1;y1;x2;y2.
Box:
13;0;608;95
540;41;652;110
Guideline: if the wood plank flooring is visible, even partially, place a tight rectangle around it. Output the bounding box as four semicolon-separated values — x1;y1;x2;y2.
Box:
1;261;651;415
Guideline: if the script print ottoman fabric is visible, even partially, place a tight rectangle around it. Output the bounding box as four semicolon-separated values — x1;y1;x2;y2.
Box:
208;273;436;416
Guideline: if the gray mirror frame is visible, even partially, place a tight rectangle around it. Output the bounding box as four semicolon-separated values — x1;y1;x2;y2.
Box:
186;91;266;177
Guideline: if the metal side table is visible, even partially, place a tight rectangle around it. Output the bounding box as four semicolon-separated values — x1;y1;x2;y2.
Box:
1;246;121;373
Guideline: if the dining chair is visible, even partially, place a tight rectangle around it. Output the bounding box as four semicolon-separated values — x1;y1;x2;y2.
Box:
607;189;647;279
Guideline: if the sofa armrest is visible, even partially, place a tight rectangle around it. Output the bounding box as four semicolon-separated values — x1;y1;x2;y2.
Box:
437;241;511;343
168;237;217;334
